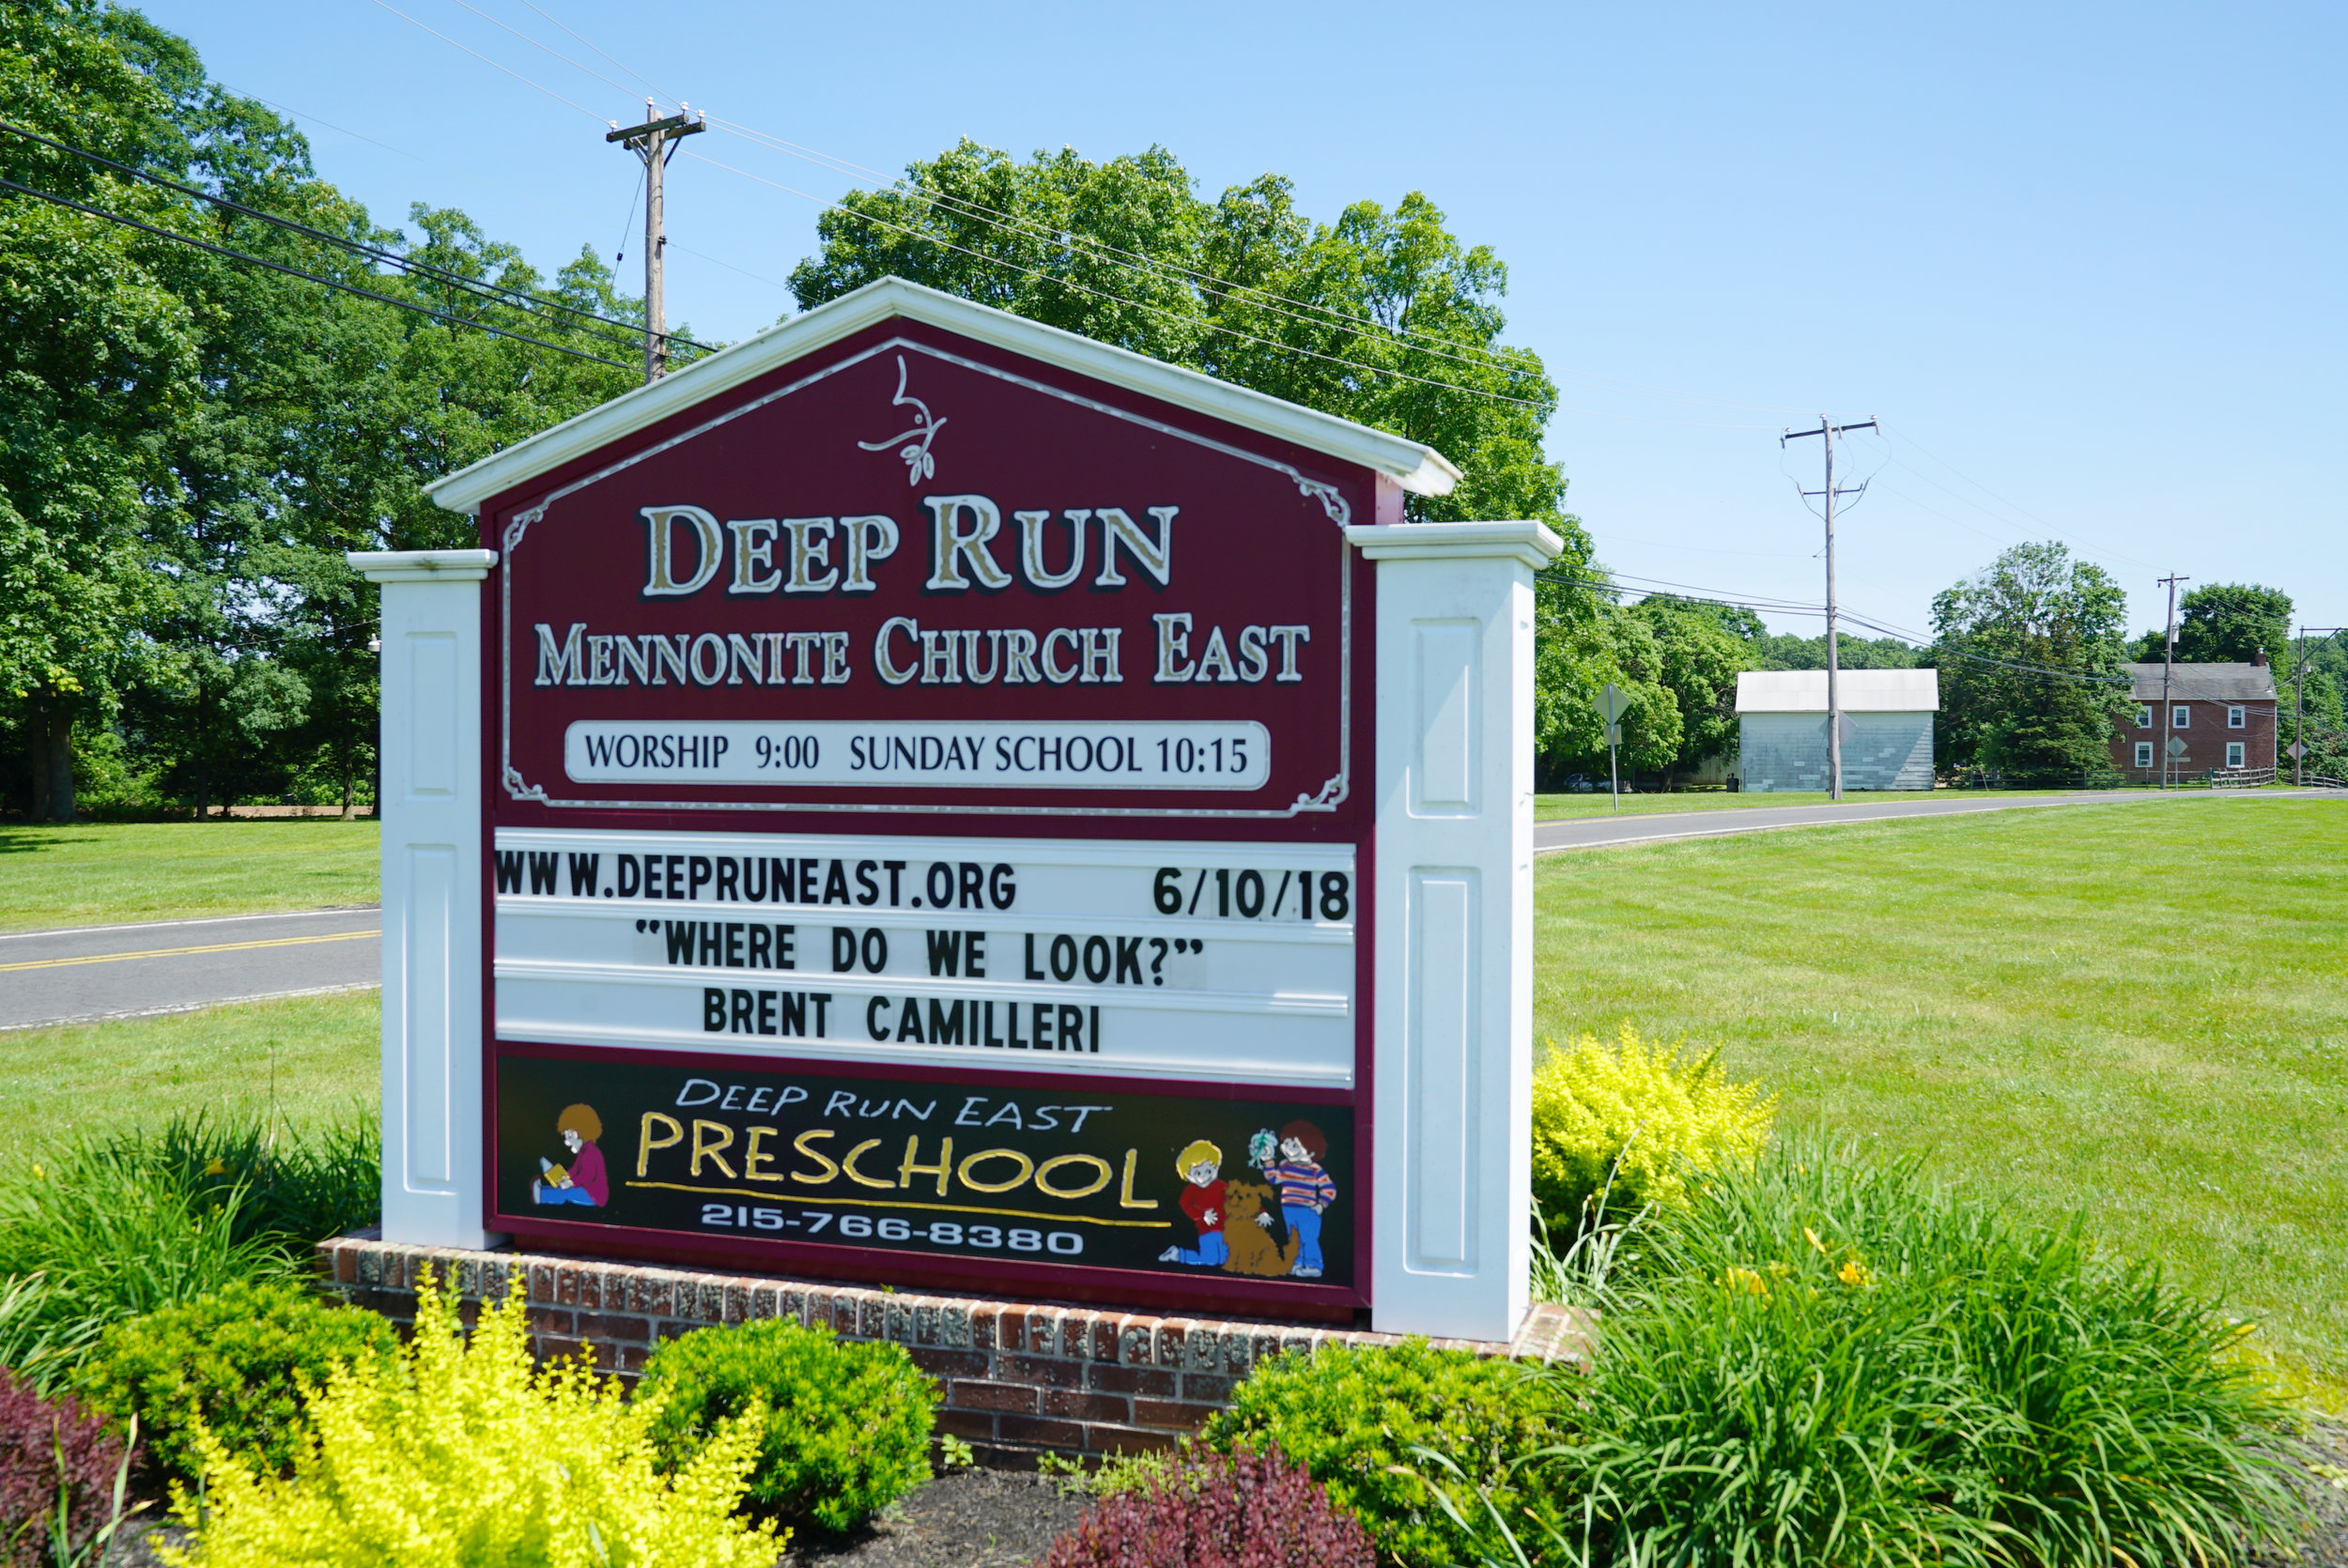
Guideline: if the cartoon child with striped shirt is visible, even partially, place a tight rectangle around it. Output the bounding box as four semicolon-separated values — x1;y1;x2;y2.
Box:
1253;1120;1336;1279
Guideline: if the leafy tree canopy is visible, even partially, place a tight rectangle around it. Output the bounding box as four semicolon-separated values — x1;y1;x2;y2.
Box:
1930;543;2132;776
2133;582;2294;666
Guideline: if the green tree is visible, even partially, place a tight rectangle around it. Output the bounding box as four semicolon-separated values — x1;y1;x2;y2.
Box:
1930;543;2132;776
2138;582;2294;665
2;0;657;818
1625;596;1750;782
787;139;1599;597
0;0;209;820
1748;629;1921;670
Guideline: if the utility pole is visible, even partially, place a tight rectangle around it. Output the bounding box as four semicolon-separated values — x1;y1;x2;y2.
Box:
2156;573;2187;790
608;100;704;383
1783;415;1877;800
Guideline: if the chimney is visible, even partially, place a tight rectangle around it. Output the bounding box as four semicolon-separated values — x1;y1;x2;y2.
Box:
2253;648;2269;667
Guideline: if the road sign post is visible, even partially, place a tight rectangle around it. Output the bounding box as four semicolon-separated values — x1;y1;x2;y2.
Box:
1597;683;1627;811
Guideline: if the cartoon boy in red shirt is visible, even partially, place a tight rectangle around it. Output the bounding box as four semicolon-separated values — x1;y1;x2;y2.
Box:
1157;1139;1235;1267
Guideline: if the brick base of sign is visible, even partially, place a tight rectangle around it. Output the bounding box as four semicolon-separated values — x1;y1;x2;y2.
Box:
315;1233;1593;1467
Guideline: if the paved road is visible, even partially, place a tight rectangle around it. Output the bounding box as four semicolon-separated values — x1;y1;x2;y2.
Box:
1536;787;2340;853
0;907;380;1030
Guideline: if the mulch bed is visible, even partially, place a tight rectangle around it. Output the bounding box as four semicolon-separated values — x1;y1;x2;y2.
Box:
784;1469;1089;1568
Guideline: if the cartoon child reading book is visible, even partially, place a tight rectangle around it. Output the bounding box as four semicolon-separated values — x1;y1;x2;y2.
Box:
1157;1139;1248;1267
531;1103;608;1207
1254;1119;1336;1278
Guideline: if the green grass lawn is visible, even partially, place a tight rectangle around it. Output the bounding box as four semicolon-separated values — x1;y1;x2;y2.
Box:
0;990;378;1161
1536;795;2348;1376
0;820;379;930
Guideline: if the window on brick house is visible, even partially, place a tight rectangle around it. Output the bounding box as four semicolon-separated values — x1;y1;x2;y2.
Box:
2135;742;2154;768
2227;742;2246;768
2172;705;2190;728
2135;705;2153;728
2228;705;2246;728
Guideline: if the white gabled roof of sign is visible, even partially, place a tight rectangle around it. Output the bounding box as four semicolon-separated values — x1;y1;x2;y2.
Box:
1735;669;1941;714
426;275;1463;513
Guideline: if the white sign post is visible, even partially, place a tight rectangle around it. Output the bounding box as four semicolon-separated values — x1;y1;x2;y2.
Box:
349;548;501;1250
1348;520;1560;1341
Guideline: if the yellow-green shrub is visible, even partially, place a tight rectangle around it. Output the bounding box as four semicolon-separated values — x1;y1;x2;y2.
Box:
158;1269;780;1568
1530;1024;1774;1241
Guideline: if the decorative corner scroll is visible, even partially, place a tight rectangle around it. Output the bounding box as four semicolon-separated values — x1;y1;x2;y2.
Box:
503;764;548;804
1292;774;1348;812
503;504;548;554
856;355;946;485
1295;479;1351;528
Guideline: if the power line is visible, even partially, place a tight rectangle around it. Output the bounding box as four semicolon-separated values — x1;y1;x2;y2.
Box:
367;0;1789;426
364;0;605;122
0;118;691;353
0;176;628;367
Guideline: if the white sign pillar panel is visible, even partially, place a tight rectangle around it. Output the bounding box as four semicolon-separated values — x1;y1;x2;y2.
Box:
348;548;499;1249
363;278;1552;1341
1349;522;1558;1343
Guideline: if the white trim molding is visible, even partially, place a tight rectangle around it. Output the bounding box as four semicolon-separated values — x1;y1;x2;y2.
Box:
427;278;1461;515
348;549;499;583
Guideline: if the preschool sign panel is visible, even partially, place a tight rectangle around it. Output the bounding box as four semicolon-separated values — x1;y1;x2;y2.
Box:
493;1052;1353;1288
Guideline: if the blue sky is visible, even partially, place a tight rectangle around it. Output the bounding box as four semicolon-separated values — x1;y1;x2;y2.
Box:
143;0;2345;645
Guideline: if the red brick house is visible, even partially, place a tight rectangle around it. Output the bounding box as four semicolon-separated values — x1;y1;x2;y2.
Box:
2110;656;2279;781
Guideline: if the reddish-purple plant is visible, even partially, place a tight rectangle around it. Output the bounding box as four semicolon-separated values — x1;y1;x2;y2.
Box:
0;1370;131;1567
1042;1444;1375;1568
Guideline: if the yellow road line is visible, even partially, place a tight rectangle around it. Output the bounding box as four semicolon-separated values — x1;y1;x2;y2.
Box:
0;930;379;973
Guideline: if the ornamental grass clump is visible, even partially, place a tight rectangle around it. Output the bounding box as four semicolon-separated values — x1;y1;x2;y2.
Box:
1199;1340;1568;1566
1041;1444;1372;1568
157;1268;781;1568
638;1317;935;1533
1528;1024;1773;1245
82;1279;397;1483
1493;1135;2308;1568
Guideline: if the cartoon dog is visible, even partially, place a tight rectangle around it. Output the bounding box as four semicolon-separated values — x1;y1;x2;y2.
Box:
1219;1179;1303;1278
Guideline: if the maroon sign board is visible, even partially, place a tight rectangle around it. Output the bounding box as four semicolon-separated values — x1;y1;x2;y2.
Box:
460;295;1418;1320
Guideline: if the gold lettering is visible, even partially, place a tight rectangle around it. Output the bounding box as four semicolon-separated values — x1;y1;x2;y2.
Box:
689;1119;738;1178
1035;1152;1112;1200
898;1135;953;1196
637;1113;684;1177
789;1129;840;1185
1119;1147;1160;1209
842;1137;894;1190
955;1147;1034;1194
743;1126;785;1183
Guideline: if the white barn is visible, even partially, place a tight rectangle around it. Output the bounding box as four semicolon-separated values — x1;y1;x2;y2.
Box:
1735;669;1940;792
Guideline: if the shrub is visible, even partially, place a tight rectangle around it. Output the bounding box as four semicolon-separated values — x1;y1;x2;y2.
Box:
638;1318;935;1533
82;1280;397;1482
0;1115;378;1394
1529;1023;1773;1242
158;1268;780;1568
1516;1136;2306;1568
0;1150;282;1394
1042;1444;1372;1568
1198;1340;1567;1566
0;1371;133;1568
